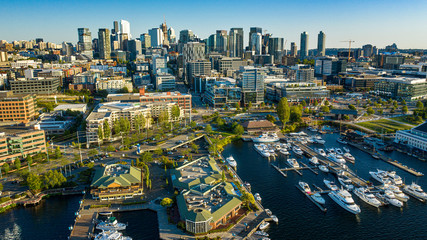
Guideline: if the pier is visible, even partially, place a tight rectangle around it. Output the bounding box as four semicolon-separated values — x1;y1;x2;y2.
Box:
295;185;327;212
271;163;287;177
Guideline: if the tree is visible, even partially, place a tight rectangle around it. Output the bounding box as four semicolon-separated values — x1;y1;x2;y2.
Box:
290;106;303;123
190;121;197;129
377;109;384;115
26;155;33;169
221;170;226;182
416;101;424;110
301;100;307;107
0;183;3;192
266;114;275;123
160;197;173;207
321;106;330;113
342;115;350;120
324;100;330;106
97;126;104;141
88;149;98;157
260;102;265;108
248;102;253;109
348;104;356;110
141;152;153;163
171;105;181;120
314;100;319;106
402;105;408;114
113;119;121;135
3;163;9;174
205;124;212;134
106;145;115;152
367;107;375;115
103;120;111;139
233;124;244;135
27;173;42;191
55;146;62;159
14;159;21;170
234;102;240;111
154;148;163;156
190;143;199;153
401;99;407;106
119;117;131;133
158;111;169;124
277;97;290;127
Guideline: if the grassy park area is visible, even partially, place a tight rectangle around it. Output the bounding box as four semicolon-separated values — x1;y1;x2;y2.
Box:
391;116;423;126
356;119;413;133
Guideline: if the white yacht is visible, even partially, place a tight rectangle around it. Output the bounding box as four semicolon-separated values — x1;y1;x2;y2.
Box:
299;181;311;194
226;156;237;168
385;184;409;202
314;135;326;144
337;137;348;144
292;146;304;156
403;182;427;200
270;215;279;223
335;148;344;155
311;192;326;205
387;171;403;186
327;153;346;164
253;144;271;158
369;169;391;184
259;221;270;230
319;165;329;173
252;133;280;143
254;193;262;202
309;156;319;165
255;231;269;237
324;179;338;191
96;217;127;231
354;187;382;208
94;231;132;240
326;148;335;154
343;147;350;153
287;158;300;168
307;137;315;143
343;153;355;162
316;148;327;157
328;189;361;214
279;148;290;155
338;176;354;191
382;190;403;207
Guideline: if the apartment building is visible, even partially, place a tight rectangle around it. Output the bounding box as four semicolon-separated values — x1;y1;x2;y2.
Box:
0;91;36;123
10;77;61;94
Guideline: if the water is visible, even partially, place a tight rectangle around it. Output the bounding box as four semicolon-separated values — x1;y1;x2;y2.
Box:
0;195;81;240
222;130;427;240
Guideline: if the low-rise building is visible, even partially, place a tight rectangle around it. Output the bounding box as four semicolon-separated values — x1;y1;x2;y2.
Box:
54;104;87;113
10;77;61;95
266;82;330;102
155;73;176;91
241;120;278;134
33;112;73;135
91;164;143;201
0;91;36;123
395;121;427;152
373;77;427;101
95;76;133;93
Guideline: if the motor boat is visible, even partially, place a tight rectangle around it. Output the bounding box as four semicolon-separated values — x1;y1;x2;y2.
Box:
343;147;350;153
387;171;403;186
259;221;270;230
327;153;346;164
270;215;278;223
226;156;237;168
353;187;382;208
369;169;394;184
287;158;300;168
265;209;272;216
324;179;338;191
338;176;354;191
314;135;325;144
254;193;262;202
253;144;271;158
255;231;269;237
319;165;329;173
94;230;132;240
311;192;326;205
96;217;127;231
384;184;409;202
308;126;318;132
299;181;311;194
292;146;304;156
309;156;319;165
337;137;348;144
252;132;280;143
403;182;427;200
381;190;403;207
279;149;290;155
335;148;344;155
326;148;335;154
343;153;355;162
244;182;251;191
328;189;361;214
316;148;327;157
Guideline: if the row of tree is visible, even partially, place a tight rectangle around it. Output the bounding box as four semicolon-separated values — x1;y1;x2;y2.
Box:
27;170;67;192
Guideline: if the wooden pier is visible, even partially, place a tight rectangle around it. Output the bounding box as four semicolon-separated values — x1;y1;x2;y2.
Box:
300;162;319;175
295;185;327;212
271;163;287;177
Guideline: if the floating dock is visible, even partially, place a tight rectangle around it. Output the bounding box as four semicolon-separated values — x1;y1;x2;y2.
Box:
295;185;327;212
301;162;319;175
271;163;287;177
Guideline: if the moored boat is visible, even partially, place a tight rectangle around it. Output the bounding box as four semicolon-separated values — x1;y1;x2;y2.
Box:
309;156;319;165
259;221;270;230
226;156;237;168
311;192;326;205
403;182;427;201
324;179;338;191
328;189;361;214
287;158;300;168
353;187;382;208
319;165;329;173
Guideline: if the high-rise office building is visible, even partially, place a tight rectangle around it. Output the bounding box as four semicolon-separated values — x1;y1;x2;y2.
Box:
160;21;169;47
77;28;93;57
251;33;262;54
290;42;297;57
62;42;74;56
249;27;262;47
98;28;111;59
229;28;244;58
183;42;205;65
179;30;195;44
207;34;216;53
120;20;131;38
215;30;228;54
140;33;151;49
317;31;326;56
242;68;264;105
148;28;163;48
300;31;309;60
112;21;119;35
362;44;374;57
268;37;284;62
168;28;176;44
128;39;142;60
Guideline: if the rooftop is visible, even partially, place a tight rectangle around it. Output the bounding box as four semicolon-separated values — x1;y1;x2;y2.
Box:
242;120;276;130
413;121;427;134
91;164;142;189
171;157;221;189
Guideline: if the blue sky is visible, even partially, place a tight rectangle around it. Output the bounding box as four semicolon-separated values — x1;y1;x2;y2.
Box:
1;0;426;49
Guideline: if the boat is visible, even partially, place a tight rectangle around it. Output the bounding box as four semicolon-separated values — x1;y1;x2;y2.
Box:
244;182;251;191
299;181;311;194
226;156;237;168
386;171;403;186
343;153;355;162
307;137;315;143
292;146;304;156
311;192;326;205
99;211;113;216
315;148;327;157
370;169;402;185
253;144;271;158
326;148;335;154
381;190;403;207
314;135;325;144
343;147;350;153
255;231;269;237
254;193;262;202
279;149;290;155
335;148;344;155
327;153;346;164
252;132;280;143
262;238;271;240
338;176;354;191
328;189;361;214
403;182;427;200
265;209;272;216
259;221;270;230
372;153;381;159
96;217;127;231
308;126;317;132
309;156;319;165
287;158;300;168
270;215;279;223
384;184;409;202
337;137;348;144
324;179;338;191
353;187;382;208
94;230;132;240
319;165;329;173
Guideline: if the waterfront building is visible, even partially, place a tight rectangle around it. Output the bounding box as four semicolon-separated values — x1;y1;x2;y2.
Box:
229;28;244;58
10;77;60;94
155;73;176;91
300;31;309;60
91;164;143;201
241;67;265;105
77;28;93;57
373;77;427;101
395;121;427;152
0;91;35;123
98;28;111;59
0;126;46;165
204;79;241;108
266;81;330;102
317;31;326;56
241;120;278;134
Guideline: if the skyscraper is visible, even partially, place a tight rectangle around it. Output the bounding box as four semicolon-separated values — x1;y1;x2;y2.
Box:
77;28;93;57
290;42;297;57
120;20;131;38
179;30;195;44
148;28;163;48
215;30;228;54
362;44;374;57
251;33;262;54
300;31;309;60
160;21;169;47
128;39;142;60
168;28;176;44
249;27;262;47
207;34;216;53
140;34;151;49
229;28;244;58
242;68;265;105
98;28;111;59
269;37;284;62
112;21;119;35
317;31;326;56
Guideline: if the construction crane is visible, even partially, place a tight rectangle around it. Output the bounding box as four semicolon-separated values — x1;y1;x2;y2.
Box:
341;40;355;61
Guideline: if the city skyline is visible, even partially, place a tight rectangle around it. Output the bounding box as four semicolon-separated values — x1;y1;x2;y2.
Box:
1;0;427;49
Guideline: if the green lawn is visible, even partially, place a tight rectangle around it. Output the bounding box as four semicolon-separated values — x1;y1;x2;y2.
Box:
356;119;413;133
391;116;422;126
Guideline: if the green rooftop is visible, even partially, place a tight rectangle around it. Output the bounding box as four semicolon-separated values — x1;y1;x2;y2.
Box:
91;164;142;189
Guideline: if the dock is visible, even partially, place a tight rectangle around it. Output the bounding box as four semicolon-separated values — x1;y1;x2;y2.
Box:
300;162;319;175
271;163;287;177
295;185;327;212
